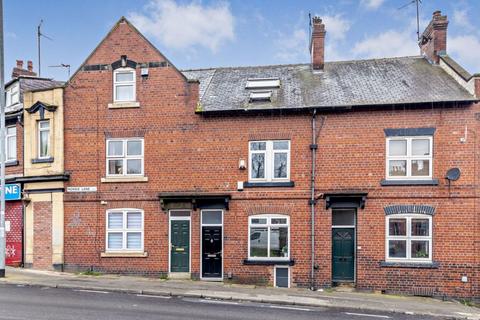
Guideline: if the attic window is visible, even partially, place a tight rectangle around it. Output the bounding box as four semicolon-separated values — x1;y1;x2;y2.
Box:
246;78;280;89
250;90;272;102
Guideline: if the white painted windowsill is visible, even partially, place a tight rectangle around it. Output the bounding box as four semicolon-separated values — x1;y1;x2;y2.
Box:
101;176;149;183
108;101;140;109
101;252;148;258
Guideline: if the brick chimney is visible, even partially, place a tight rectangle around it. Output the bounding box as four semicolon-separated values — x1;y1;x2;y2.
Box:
419;10;448;64
12;59;37;78
310;16;326;71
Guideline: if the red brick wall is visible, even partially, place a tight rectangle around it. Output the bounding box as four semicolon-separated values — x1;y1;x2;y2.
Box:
33;201;52;270
62;18;479;299
5;201;23;266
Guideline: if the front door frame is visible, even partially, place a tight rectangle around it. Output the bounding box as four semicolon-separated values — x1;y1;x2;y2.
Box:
331;208;356;283
200;209;224;281
168;210;191;274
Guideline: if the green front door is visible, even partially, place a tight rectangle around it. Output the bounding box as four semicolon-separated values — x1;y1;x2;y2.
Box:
332;228;355;282
170;219;190;272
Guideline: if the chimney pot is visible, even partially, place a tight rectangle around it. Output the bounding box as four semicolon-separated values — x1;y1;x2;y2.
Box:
16;60;23;69
433;10;441;17
310;16;326;71
27;60;33;72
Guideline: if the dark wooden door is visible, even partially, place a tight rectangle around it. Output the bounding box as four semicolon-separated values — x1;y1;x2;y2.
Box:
170;220;190;272
202;226;222;278
332;228;355;282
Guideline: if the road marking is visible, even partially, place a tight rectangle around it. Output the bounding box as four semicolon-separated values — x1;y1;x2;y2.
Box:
345;312;391;319
136;294;171;299
269;305;311;312
198;299;240;305
74;289;110;294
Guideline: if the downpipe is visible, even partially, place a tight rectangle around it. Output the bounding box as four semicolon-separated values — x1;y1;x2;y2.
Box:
310;109;318;291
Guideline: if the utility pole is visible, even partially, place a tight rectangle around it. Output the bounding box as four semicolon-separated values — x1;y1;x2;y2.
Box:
0;0;6;278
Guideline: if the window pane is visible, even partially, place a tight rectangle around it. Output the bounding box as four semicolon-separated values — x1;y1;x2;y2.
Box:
108;233;123;250
108;159;123;175
388;240;406;258
411;160;429;176
108;212;123;229
389;140;407;156
126;159;142;174
389;219;406;236
39;121;50;129
274;153;288;178
127;232;142;249
116;72;134;82
115;85;134;101
7;136;16;160
250;227;268;257
411;240;429;259
271;218;287;225
332;209;355;226
411;219;429;236
7;126;16;135
251;153;265;179
389;160;406;176
127;140;142;156
127;212;142;229
412;139;430;156
270;226;288;257
251;218;267;224
108;141;123;156
39;130;49;157
273;141;289;150
250;142;266;151
202;210;222;225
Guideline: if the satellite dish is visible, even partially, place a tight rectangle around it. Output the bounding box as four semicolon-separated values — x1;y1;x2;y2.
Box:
445;168;461;181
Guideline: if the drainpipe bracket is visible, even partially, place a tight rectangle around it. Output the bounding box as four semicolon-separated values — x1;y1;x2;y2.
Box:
309;144;318;150
308;199;317;205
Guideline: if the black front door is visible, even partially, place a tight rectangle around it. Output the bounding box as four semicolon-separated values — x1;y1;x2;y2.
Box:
202;226;222;278
170;220;190;272
332;228;355;282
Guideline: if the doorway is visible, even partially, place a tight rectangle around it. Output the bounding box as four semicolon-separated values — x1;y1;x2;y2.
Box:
201;210;223;280
332;209;356;282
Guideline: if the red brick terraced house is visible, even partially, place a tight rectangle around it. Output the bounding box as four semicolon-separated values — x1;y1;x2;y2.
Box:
61;11;480;299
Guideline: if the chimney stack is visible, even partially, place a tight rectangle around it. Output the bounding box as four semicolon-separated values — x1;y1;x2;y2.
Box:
419;10;448;64
310;16;326;71
16;60;23;69
27;60;33;72
12;58;37;79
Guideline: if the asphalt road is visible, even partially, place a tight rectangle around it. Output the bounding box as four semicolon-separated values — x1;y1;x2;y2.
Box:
0;283;447;320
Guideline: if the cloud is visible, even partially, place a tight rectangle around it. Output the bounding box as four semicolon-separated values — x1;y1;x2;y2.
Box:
353;29;419;58
275;28;309;62
129;0;235;52
321;14;351;40
361;0;384;10
449;35;480;73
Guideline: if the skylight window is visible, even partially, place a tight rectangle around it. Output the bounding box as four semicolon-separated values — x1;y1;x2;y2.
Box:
246;78;280;89
249;90;272;102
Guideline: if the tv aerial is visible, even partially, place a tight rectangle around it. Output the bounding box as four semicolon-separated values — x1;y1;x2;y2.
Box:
49;63;71;78
398;0;422;43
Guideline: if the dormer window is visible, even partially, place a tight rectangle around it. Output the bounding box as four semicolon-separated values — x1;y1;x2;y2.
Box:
114;68;136;102
246;78;280;89
5;83;19;107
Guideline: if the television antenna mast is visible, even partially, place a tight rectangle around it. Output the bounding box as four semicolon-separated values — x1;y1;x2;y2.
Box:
37;19;53;77
49;63;71;78
398;0;422;42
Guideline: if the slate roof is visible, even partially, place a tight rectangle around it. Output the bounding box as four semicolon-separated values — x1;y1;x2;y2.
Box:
182;56;477;113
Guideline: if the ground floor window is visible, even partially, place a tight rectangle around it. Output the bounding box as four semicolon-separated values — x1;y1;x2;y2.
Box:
106;209;144;252
386;214;432;262
249;215;289;260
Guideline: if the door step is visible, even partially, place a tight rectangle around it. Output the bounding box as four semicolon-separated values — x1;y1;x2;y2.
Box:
332;283;356;292
168;272;191;280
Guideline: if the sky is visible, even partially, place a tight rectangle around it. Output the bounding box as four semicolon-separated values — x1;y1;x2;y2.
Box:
4;0;480;81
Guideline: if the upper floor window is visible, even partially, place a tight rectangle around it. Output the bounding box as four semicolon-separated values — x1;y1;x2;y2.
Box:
249;215;289;260
386;136;432;180
249;140;290;182
113;68;136;102
6;125;16;162
386;214;432;262
106;138;144;177
5;83;19;107
38;120;50;159
106;209;144;252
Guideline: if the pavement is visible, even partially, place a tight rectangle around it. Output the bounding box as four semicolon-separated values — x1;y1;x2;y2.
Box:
1;267;479;320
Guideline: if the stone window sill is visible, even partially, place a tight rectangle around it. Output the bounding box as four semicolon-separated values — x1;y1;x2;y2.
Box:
108;101;140;109
380;179;439;186
379;261;439;269
5;160;19;167
243;181;295;188
101;176;149;183
101;252;148;258
32;157;54;164
243;259;295;266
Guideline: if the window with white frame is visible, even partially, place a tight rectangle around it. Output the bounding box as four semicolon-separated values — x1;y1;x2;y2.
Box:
249;215;289;260
386;214;432;262
38;120;50;158
106;138;144;176
386;136;432;179
113;68;136;102
106;209;144;252
249;140;290;182
6;125;16;162
5;83;19;107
